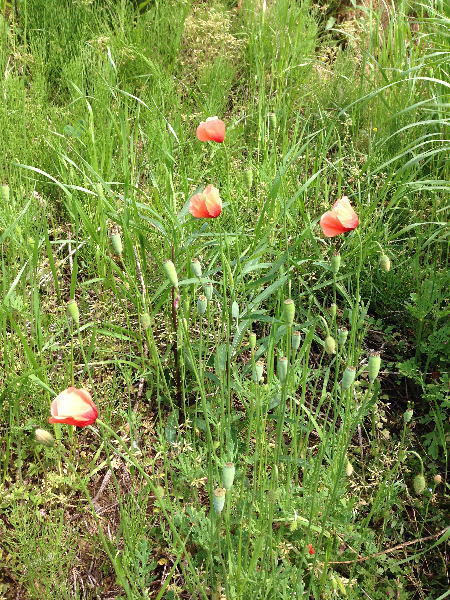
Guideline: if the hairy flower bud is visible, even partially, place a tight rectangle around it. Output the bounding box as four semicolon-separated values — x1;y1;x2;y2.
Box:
67;299;80;325
203;282;213;301
379;253;391;272
35;428;54;446
163;259;178;289
253;360;264;383
249;332;257;350
330;303;337;319
244;168;253;188
110;232;123;256
341;366;356;390
141;312;151;330
413;474;426;494
324;335;336;354
282;299;295;325
330;253;341;275
231;301;239;320
403;408;413;424
368;351;381;383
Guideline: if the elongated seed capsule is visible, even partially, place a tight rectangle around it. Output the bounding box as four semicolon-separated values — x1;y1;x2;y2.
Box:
163;259;178;289
278;356;288;383
330;253;341;275
253;360;264;383
141;312;151;330
110;232;123;256
197;295;207;315
379;254;391;272
330;303;337;319
338;327;348;345
368;351;381;383
191;258;202;278
324;335;336;354
341;366;356;390
292;330;301;351
222;462;236;490
283;299;295;325
35;428;54;446
244;168;253;188
231;301;239;320
403;408;413;423
213;488;226;514
203;282;213;301
67;299;80;325
249;332;257;350
413;474;426;494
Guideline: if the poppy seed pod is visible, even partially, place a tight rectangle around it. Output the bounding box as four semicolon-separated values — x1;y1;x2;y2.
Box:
231;301;239;320
163;260;178;289
330;303;337;319
249;332;257;350
292;330;301;351
330;253;341;274
35;428;54;446
141;312;151;330
110;232;123;256
282;299;295;325
278;356;288;383
67;299;80;325
213;487;226;514
368;351;381;383
203;282;213;301
413;474;426;494
341;366;356;390
197;295;207;315
403;408;413;424
338;327;348;345
222;462;236;490
253;360;264;383
244;168;253;188
324;335;336;354
191;258;202;278
379;253;391;272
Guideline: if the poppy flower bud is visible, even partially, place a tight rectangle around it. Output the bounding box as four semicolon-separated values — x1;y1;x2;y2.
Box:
249;332;257;350
278;356;288;383
368;351;381;383
163;259;178;289
110;232;123;256
154;485;165;500
197;295;207;315
379;253;391;272
244;168;253;188
330;253;341;274
338;327;348;345
222;462;236;490
231;301;239;320
434;474;442;484
253;360;264;383
67;299;80;325
307;544;315;555
203;282;213;301
292;330;301;351
1;184;9;203
413;474;426;494
403;408;413;423
324;335;336;354
213;487;226;514
268;112;277;129
330;303;337;319
141;312;151;330
191;258;202;278
35;428;54;446
282;299;295;325
345;458;354;476
341;366;356;390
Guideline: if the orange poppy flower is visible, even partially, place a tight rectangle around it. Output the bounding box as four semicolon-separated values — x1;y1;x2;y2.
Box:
319;196;359;237
189;185;222;218
196;117;226;143
49;387;98;427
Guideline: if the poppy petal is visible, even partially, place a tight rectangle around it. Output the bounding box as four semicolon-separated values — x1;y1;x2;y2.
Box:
333;196;359;230
189;193;210;218
320;211;348;237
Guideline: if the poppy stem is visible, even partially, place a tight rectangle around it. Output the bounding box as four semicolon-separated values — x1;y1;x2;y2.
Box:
171;245;182;408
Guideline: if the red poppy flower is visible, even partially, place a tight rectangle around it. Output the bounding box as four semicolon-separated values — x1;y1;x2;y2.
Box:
189;185;222;218
319;196;359;237
307;544;315;555
49;387;98;427
196;117;226;143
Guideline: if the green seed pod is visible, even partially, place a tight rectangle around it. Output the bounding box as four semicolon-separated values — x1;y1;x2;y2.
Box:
345;458;354;476
291;330;301;351
110;232;123;256
203;282;213;301
330;303;337;319
249;332;257;350
282;299;295;325
231;301;239;320
368;351;381;383
268;112;277;129
379;253;391;273
330;253;341;275
253;360;264;383
244;168;253;188
413;474;426;495
324;335;336;354
278;356;288;383
341;366;356;390
141;312;151;330
222;462;236;490
191;258;202;278
403;408;413;424
1;184;10;203
35;428;54;447
163;259;178;289
338;327;348;346
197;295;207;315
213;487;226;514
67;299;80;325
